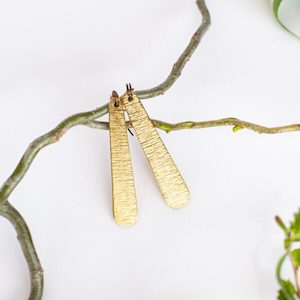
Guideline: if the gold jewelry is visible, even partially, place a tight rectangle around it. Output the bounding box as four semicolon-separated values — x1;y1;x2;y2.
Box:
108;91;138;226
121;84;190;209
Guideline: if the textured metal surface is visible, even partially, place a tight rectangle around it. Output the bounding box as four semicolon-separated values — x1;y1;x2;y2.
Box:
109;97;138;226
122;92;190;208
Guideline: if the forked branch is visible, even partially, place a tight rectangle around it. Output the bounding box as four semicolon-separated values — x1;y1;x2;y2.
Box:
0;1;211;299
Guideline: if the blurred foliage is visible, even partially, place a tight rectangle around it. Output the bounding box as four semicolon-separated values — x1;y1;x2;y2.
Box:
278;280;296;300
276;210;300;299
273;0;299;38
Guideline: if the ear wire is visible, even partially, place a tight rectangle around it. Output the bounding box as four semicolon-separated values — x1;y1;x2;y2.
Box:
126;83;134;101
111;90;120;107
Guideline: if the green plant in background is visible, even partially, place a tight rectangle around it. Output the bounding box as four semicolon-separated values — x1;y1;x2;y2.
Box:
274;0;285;25
276;211;300;299
273;0;300;38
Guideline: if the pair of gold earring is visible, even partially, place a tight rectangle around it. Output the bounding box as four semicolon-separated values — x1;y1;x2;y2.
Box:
108;84;190;226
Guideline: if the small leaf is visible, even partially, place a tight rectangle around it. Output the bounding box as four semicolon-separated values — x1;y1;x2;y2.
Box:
160;123;170;133
290;209;300;236
276;215;288;234
232;125;243;132
291;248;300;267
155;121;171;133
278;280;296;300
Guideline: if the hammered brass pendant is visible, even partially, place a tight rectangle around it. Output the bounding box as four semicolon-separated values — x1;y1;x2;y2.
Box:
108;91;138;226
121;85;190;208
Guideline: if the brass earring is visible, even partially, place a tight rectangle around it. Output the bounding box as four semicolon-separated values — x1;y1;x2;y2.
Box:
121;84;190;209
108;91;138;225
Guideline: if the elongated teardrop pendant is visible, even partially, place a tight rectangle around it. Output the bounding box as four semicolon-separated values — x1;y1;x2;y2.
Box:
121;86;190;208
108;91;138;225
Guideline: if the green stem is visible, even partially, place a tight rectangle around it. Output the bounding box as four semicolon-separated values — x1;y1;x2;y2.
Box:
136;0;210;99
277;254;295;300
0;104;108;202
86;118;300;135
0;202;43;300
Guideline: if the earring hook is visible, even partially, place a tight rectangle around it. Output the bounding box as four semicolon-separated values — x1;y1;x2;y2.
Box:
111;90;120;107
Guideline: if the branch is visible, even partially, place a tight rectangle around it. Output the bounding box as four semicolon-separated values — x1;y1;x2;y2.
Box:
0;104;108;202
0;202;43;300
1;109;299;300
0;104;107;300
0;1;211;299
3;113;298;201
136;0;211;99
85;118;300;134
0;0;210;203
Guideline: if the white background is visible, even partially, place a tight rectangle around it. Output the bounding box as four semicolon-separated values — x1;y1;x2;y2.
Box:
0;0;299;299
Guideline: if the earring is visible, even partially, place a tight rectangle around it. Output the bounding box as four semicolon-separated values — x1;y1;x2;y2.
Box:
121;84;190;209
108;91;138;226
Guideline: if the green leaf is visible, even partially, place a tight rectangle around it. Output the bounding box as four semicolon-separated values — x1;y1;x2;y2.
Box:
276;255;296;300
291;248;300;267
278;280;296;300
290;209;300;236
275;215;288;234
273;0;284;21
273;0;300;38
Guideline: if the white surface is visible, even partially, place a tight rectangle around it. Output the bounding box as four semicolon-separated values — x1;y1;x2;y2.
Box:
0;0;299;299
